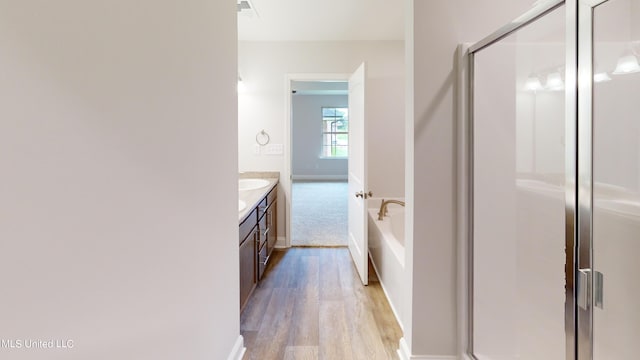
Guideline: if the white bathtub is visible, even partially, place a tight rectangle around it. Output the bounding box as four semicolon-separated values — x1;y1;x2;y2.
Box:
367;198;405;330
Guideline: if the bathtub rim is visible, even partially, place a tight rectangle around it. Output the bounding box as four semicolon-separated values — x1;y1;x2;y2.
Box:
367;208;405;268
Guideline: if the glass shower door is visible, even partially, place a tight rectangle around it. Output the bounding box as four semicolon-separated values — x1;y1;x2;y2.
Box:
582;0;640;358
469;1;640;358
469;3;567;359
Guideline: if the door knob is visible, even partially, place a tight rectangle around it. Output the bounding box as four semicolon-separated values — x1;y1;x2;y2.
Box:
355;191;364;198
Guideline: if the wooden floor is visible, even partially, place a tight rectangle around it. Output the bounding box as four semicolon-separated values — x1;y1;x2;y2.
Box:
241;247;403;360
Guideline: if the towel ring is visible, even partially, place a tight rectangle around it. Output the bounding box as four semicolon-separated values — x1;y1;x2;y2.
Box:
256;130;270;146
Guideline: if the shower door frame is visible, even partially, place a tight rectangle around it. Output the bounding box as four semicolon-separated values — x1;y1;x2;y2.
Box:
575;1;617;360
465;0;583;359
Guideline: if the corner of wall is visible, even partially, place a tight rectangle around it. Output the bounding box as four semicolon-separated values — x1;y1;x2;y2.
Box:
275;235;288;249
226;335;246;360
402;0;416;350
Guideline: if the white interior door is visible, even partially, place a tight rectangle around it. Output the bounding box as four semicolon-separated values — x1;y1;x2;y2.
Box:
347;62;368;285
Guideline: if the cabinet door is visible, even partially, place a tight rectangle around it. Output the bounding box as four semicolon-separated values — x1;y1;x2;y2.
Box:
239;208;257;244
239;227;257;311
266;199;277;258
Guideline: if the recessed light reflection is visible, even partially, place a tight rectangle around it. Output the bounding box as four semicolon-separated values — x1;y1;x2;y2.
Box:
613;54;640;75
524;75;543;92
593;72;612;83
546;72;564;91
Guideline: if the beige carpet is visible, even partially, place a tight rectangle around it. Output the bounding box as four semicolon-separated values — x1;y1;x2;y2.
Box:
291;181;348;246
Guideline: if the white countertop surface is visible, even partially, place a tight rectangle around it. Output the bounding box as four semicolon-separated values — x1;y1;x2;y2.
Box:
238;177;278;223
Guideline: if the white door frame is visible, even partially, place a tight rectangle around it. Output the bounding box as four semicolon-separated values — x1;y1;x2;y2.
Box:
283;73;350;248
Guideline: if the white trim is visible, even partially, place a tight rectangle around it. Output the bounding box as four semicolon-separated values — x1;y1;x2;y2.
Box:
226;335;245;360
398;337;411;360
398;338;458;360
317;156;348;160
456;43;472;359
397;338;459;360
291;174;348;181
284;73;351;249
275;235;288;249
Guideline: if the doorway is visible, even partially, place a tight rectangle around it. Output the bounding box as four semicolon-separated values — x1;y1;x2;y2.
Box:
289;80;349;247
284;65;370;285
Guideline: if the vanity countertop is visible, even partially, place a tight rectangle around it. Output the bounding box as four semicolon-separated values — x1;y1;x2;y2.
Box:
238;172;279;223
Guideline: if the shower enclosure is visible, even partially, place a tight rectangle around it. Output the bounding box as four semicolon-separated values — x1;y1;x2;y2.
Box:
466;0;640;359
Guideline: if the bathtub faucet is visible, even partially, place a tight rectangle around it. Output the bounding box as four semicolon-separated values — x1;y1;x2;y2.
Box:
378;199;405;220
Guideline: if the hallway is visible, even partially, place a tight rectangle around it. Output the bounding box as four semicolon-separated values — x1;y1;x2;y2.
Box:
240;247;402;360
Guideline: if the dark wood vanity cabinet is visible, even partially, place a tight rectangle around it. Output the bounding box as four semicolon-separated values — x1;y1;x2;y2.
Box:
239;185;278;312
239;207;258;311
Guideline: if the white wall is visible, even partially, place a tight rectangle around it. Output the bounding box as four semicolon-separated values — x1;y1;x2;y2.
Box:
292;94;348;179
238;41;405;243
405;0;537;357
0;1;240;359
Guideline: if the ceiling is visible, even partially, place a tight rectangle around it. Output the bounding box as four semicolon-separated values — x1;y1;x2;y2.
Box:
237;0;404;42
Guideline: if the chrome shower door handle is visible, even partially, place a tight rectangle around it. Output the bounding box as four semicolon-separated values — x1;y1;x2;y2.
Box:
578;268;591;310
578;268;604;310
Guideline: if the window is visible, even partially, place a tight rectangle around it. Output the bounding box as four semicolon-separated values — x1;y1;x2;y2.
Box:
321;107;348;158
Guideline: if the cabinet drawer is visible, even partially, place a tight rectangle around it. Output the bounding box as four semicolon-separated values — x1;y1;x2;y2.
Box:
239;208;257;244
257;241;268;281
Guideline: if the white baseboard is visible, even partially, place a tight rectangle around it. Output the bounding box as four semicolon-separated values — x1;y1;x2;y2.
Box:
398;337;412;359
275;235;288;249
226;335;245;360
397;338;459;360
291;174;347;181
368;251;403;332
